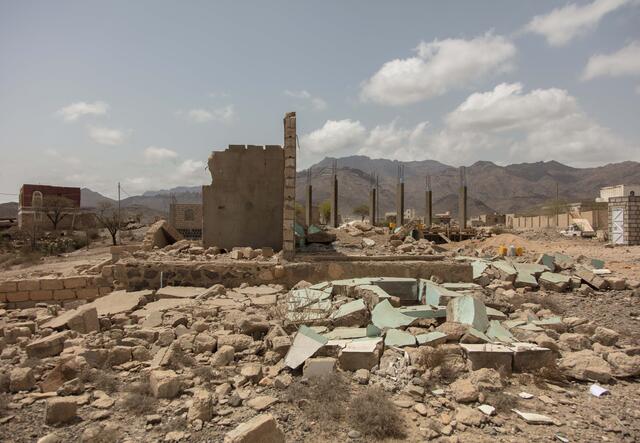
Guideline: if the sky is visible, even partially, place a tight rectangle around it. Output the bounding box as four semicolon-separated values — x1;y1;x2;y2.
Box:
1;0;639;202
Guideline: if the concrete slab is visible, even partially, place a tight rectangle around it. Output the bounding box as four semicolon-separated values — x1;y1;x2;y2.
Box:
303;357;337;378
442;282;481;291
471;261;489;280
492;261;517;282
446;296;489;332
486;320;516;343
323;328;368;340
536;254;556;272
398;305;446;319
371;299;415;330
486;306;507;320
284;325;329;369
384;329;417;347
237;286;280;297
86;290;150;316
156;286;207;299
422;280;461;306
538;272;571;291
416;331;447;346
460;343;513;374
331;299;368;326
511;343;556;373
134;298;196;317
338;337;382;371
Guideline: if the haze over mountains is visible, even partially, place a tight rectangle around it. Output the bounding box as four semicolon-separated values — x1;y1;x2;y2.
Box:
2;157;639;219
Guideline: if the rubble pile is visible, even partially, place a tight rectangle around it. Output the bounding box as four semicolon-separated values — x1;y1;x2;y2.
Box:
1;266;639;441
462;252;639;294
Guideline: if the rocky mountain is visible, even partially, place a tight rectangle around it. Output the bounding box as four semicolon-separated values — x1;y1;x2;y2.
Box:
295;156;640;217
2;157;637;221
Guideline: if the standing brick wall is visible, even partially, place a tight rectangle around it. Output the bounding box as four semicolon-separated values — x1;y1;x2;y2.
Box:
609;196;640;245
169;203;203;239
0;276;113;308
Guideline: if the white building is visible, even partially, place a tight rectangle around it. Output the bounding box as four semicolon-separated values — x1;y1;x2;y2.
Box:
596;185;640;202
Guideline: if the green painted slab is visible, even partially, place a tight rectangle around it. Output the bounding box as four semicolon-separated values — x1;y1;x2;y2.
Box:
384;329;417;347
324;327;368;340
371;299;415;330
446;295;489;332
398;305;446;319
416;331;448;345
486;320;516;343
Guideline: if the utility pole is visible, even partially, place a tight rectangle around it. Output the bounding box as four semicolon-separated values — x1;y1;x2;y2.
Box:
556;182;559;227
425;175;432;228
117;182;121;242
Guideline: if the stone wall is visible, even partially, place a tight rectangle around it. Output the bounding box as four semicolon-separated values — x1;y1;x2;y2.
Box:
203;145;284;251
106;259;472;291
608;196;640;245
0;276;113;308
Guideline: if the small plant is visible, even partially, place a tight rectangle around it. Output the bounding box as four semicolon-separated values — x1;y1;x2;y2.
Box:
285;373;351;422
122;376;156;414
347;387;405;439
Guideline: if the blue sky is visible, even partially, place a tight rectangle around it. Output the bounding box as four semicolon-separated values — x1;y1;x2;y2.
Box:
1;0;639;202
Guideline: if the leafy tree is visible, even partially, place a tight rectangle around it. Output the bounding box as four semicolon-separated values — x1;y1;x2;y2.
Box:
319;200;331;224
42;196;74;231
353;204;369;221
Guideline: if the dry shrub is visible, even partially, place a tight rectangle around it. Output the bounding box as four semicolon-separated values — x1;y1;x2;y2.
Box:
484;391;519;413
285;373;351;422
415;346;446;369
122;375;156;414
347;387;405;440
531;363;568;387
79;369;120;393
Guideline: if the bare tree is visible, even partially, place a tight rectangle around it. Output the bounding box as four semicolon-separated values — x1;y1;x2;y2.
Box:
94;202;121;245
42;196;74;231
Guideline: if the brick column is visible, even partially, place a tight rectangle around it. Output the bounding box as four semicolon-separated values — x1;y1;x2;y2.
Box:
305;184;312;227
425;190;432;227
396;182;405;225
369;187;377;226
282;112;296;259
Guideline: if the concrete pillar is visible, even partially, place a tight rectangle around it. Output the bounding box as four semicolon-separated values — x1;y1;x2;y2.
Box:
458;186;467;229
425;190;432;228
331;174;339;228
396;182;405;226
282;112;296;259
305;184;312;227
369;188;377;226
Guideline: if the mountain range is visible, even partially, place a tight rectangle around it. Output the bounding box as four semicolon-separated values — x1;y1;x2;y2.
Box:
1;157;639;219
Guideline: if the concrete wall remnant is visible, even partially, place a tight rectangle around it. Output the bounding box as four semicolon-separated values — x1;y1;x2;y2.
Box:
608;196;640;245
169;203;203;239
203;144;285;251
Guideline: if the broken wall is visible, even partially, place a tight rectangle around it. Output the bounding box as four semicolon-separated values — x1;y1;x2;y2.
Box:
203;145;284;251
169;203;203;239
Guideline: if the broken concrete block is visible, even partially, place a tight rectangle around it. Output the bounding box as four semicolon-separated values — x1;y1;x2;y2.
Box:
485;320;515;344
604;276;626;290
247;395;278;411
491;261;517;282
460;343;513;375
384;329;417;347
240;363;263;383
338;337;383;371
303;357;337;378
41;306;99;334
460;328;492;344
26;331;67;358
149;369;181;398
45;397;78;425
224;414;284;443
284;325;328;369
371;299;414;330
573;267;607;290
514;271;538;289
513;409;559;425
398;305;446;319
156;286;207;299
323;327;368;340
87;290;150;316
538;272;571;292
331;299;368;327
416;331;447;346
536;254;556;272
143;219;183;249
511;343;556;372
450;378;479;403
422;280;460;306
446;296;489;332
592;326;620;346
211;345;235;367
605;352;640;378
9;367;35;392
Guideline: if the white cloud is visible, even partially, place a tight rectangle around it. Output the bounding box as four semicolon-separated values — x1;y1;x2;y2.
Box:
284;90;328;110
582;41;640;80
143;146;178;162
359;33;516;105
182;105;235;123
88;126;125;145
57;101;108;121
177;159;205;177
301;83;633;167
445;83;577;132
300;119;366;154
443;82;629;163
524;0;631;46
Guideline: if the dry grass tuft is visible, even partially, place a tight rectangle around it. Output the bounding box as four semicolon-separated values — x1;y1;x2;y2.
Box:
285;373;351;422
347;387;405;440
122;375;156;414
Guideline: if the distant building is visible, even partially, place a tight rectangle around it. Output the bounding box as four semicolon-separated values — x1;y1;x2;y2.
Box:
597;185;640;203
169;203;202;239
18;184;94;230
470;213;506;227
